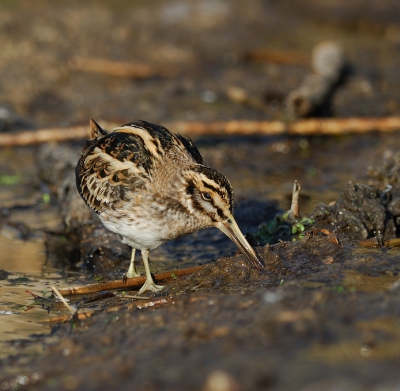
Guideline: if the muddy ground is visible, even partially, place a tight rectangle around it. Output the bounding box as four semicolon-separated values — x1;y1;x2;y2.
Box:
1;0;400;390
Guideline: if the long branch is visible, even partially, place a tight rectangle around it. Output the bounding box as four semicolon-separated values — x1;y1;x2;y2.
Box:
1;116;400;147
69;57;177;79
57;265;204;296
358;237;400;249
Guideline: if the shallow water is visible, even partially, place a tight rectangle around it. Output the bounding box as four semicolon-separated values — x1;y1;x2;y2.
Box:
0;237;56;360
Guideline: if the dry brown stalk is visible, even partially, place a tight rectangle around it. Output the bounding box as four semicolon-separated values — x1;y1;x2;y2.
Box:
42;310;95;324
69;57;176;79
288;180;301;220
359;237;400;249
42;297;172;323
1;117;400;147
286;117;400;135
51;285;76;314
0;121;117;147
171;117;400;136
135;298;170;310
57;265;204;296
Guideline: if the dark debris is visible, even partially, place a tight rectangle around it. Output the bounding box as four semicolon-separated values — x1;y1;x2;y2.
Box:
312;181;396;240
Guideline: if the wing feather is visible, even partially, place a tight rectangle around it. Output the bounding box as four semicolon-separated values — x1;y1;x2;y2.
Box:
76;131;149;213
174;134;204;164
76;120;204;214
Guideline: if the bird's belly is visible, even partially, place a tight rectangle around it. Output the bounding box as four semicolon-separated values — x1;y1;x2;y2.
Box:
98;213;189;250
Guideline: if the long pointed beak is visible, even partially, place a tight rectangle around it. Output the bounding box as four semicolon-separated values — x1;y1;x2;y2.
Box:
217;215;265;269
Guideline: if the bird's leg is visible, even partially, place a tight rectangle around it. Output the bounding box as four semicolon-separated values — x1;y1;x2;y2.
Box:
126;248;140;278
138;249;164;294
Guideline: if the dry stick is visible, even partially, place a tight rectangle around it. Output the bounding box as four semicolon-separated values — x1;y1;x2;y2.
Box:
288;180;301;220
41;298;171;324
57;265;204;296
51;285;77;314
42;311;95;324
172;117;400;136
8;123;136;146
69;57;176;79
2;117;400;147
0;121;119;147
359;237;400;249
45;295;211;324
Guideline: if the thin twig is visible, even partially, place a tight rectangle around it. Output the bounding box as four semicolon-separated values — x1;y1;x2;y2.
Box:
51;285;77;314
0;121;118;146
289;180;301;220
2;117;400;147
359;237;400;249
135;298;169;310
57;265;204;296
69;57;177;79
42;310;95;323
172;117;400;137
121;294;151;300
42;297;171;323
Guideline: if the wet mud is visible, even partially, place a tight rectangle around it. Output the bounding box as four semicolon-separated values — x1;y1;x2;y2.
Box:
4;234;400;391
1;0;400;390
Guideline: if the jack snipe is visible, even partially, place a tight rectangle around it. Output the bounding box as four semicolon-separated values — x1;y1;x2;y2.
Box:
76;119;264;294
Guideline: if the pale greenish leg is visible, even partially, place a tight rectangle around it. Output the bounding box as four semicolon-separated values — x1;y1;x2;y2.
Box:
126;248;140;278
138;249;164;294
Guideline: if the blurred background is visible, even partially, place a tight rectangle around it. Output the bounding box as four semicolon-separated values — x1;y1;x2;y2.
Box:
1;0;400;274
0;0;398;129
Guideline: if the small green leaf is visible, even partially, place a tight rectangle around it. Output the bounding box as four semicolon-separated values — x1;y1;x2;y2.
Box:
42;193;51;203
333;285;344;292
0;175;20;185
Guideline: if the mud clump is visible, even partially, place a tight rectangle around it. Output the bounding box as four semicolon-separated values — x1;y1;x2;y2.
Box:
312;181;397;240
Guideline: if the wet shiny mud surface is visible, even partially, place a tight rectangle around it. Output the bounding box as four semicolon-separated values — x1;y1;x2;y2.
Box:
1;0;400;390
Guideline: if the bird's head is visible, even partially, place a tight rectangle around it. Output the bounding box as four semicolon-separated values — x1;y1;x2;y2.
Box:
183;165;233;224
182;165;264;269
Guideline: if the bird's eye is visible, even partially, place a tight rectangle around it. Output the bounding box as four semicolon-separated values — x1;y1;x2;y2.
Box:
202;192;212;201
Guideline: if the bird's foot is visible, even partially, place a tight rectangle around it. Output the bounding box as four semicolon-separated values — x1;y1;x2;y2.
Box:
138;279;164;295
126;266;141;279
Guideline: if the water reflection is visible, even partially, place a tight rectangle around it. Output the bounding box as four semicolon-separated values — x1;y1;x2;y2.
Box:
0;236;58;360
0;236;45;273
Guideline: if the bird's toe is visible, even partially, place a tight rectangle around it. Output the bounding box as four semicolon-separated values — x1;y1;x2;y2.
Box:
138;280;164;295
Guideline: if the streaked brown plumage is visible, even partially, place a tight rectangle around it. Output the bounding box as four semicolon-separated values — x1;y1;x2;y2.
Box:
76;119;264;294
